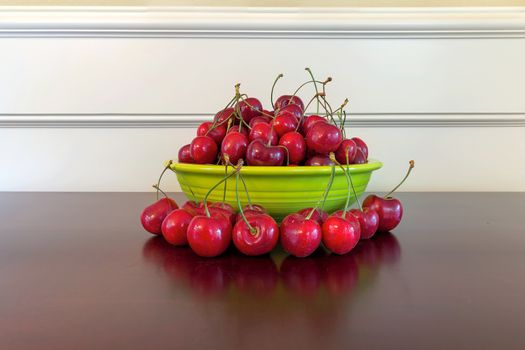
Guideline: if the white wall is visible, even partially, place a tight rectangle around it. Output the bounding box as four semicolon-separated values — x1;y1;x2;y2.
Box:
0;6;524;192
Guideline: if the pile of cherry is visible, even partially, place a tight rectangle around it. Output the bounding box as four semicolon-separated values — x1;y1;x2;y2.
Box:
179;75;367;167
141;70;414;258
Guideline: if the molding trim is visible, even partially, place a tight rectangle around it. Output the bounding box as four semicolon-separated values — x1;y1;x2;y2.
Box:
1;113;524;128
0;6;524;38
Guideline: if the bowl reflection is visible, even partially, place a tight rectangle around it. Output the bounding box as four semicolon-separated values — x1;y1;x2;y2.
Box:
142;233;401;299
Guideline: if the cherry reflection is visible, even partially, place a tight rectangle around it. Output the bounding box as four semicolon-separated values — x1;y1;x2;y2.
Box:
142;233;401;298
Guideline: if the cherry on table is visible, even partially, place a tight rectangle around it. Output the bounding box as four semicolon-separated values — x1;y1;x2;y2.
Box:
362;195;403;233
232;213;279;256
297;207;328;225
140;197;178;235
186;215;232;257
161;208;193;246
362;160;415;232
280;213;322;258
322;214;361;255
348;208;379;239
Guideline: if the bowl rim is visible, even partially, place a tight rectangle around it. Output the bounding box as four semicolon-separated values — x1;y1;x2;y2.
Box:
170;159;382;175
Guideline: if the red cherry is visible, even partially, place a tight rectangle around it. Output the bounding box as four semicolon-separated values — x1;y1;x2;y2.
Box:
348;208;379;239
278;131;306;165
276;103;303;120
297;207;328;225
209;206;236;226
161;208;193;246
249;122;278;146
353;149;367;164
272;113;298;137
305;154;334;166
243;204;266;213
235;209;262;223
301;115;325;135
362;195;403;232
249;115;273;128
187;215;232;257
246;139;285;166
140;197;178;234
306;121;343;154
190;136;218;164
209;202;235;213
237;97;262;123
335;139;358;165
233;214;279;256
221;131;248;165
227;125;248;137
178;144;193;163
275;95;305;112
351;137;368;159
322;215;361;255
280;213;322;258
214;107;236;125
197;121;227;145
182;200;210;216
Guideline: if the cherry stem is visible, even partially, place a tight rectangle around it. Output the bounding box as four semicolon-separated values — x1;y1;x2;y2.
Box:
330;153;360;214
306;207;317;220
155;160;172;200
203;161;242;217
316;164;336;212
152;184;169;200
208;95;237;132
236;170;257;234
226;158;253;208
239;173;253;208
277;145;290;166
222;162;228;204
270;73;284;109
305;67;320;114
384;160;415;198
239;94;274;118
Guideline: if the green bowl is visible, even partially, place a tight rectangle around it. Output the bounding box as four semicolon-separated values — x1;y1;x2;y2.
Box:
170;160;382;219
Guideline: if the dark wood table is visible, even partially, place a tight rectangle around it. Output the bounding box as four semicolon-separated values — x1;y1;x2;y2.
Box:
1;192;524;350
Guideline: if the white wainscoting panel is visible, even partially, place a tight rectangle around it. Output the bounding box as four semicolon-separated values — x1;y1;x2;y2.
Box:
0;6;524;192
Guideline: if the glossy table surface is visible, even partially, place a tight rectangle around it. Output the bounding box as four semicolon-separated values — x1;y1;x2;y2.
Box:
1;192;525;350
